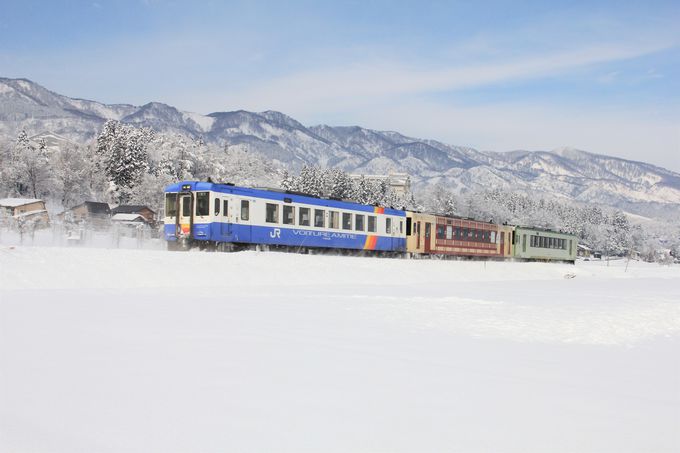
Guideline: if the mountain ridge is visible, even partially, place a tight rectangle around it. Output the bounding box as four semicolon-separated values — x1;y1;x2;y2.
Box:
1;76;679;213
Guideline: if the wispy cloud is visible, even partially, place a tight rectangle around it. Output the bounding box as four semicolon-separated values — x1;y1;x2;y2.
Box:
228;41;675;113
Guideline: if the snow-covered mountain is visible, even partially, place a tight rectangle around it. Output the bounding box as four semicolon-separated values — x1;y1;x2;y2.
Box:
2;76;680;211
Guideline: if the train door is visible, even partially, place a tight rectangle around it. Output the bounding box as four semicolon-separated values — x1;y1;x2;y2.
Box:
220;197;231;237
233;198;252;242
416;221;421;249
178;193;193;237
424;222;432;253
500;232;505;256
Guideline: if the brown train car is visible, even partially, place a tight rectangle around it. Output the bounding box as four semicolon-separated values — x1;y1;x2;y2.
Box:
406;211;513;258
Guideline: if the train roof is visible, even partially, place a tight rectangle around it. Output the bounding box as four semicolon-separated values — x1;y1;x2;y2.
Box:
165;181;406;216
514;225;576;236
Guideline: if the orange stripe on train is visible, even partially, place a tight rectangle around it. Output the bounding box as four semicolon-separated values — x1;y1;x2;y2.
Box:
363;235;377;250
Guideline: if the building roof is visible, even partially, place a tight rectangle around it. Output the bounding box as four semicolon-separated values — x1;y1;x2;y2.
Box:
111;213;145;222
71;201;111;214
111;205;155;215
0;198;44;208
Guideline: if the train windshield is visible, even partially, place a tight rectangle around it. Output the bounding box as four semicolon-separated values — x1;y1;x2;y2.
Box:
165;193;177;217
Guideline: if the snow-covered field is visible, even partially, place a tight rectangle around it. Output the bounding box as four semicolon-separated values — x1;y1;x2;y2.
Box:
1;244;679;452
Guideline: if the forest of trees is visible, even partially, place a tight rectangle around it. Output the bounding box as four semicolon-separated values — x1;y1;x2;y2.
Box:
0;120;280;213
0;122;678;261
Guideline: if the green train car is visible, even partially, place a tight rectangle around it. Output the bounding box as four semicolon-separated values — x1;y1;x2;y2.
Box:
512;226;577;263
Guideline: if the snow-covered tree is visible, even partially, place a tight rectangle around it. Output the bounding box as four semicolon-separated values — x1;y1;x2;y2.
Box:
52;144;93;208
2;131;52;198
427;184;457;216
96;120;153;204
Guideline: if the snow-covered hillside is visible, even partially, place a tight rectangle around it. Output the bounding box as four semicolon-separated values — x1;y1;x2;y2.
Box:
2;76;680;211
1;245;678;452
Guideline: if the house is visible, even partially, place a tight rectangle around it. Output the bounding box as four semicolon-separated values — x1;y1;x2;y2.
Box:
63;201;111;229
111;213;150;237
0;198;50;227
110;205;156;225
577;244;592;258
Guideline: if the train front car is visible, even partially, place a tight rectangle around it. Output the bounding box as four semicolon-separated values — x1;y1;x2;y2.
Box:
163;181;212;250
163;181;407;254
512;226;577;263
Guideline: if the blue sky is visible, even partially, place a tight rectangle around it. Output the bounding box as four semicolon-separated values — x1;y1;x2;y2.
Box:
1;0;679;171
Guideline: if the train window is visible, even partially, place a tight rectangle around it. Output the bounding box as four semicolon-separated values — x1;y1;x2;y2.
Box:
266;203;279;223
368;215;377;232
329;211;340;229
491;231;496;243
283;205;295;225
569;239;573;253
468;229;473;239
165;193;177;217
446;225;452;240
355;214;365;231
342;213;352;230
386;218;392;234
223;200;228;217
436;225;444;239
523;234;527;252
196;192;210;216
400;220;403;234
214;198;220;216
406;217;412;235
314;209;325;228
299;207;310;226
241;200;250;221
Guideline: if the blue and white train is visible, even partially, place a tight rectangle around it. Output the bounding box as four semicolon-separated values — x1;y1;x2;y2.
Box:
163;181;407;253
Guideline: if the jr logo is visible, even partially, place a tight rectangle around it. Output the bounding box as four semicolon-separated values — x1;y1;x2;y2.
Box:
269;228;281;239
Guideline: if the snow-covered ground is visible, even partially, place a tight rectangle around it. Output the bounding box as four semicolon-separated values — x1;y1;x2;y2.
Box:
1;245;679;452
